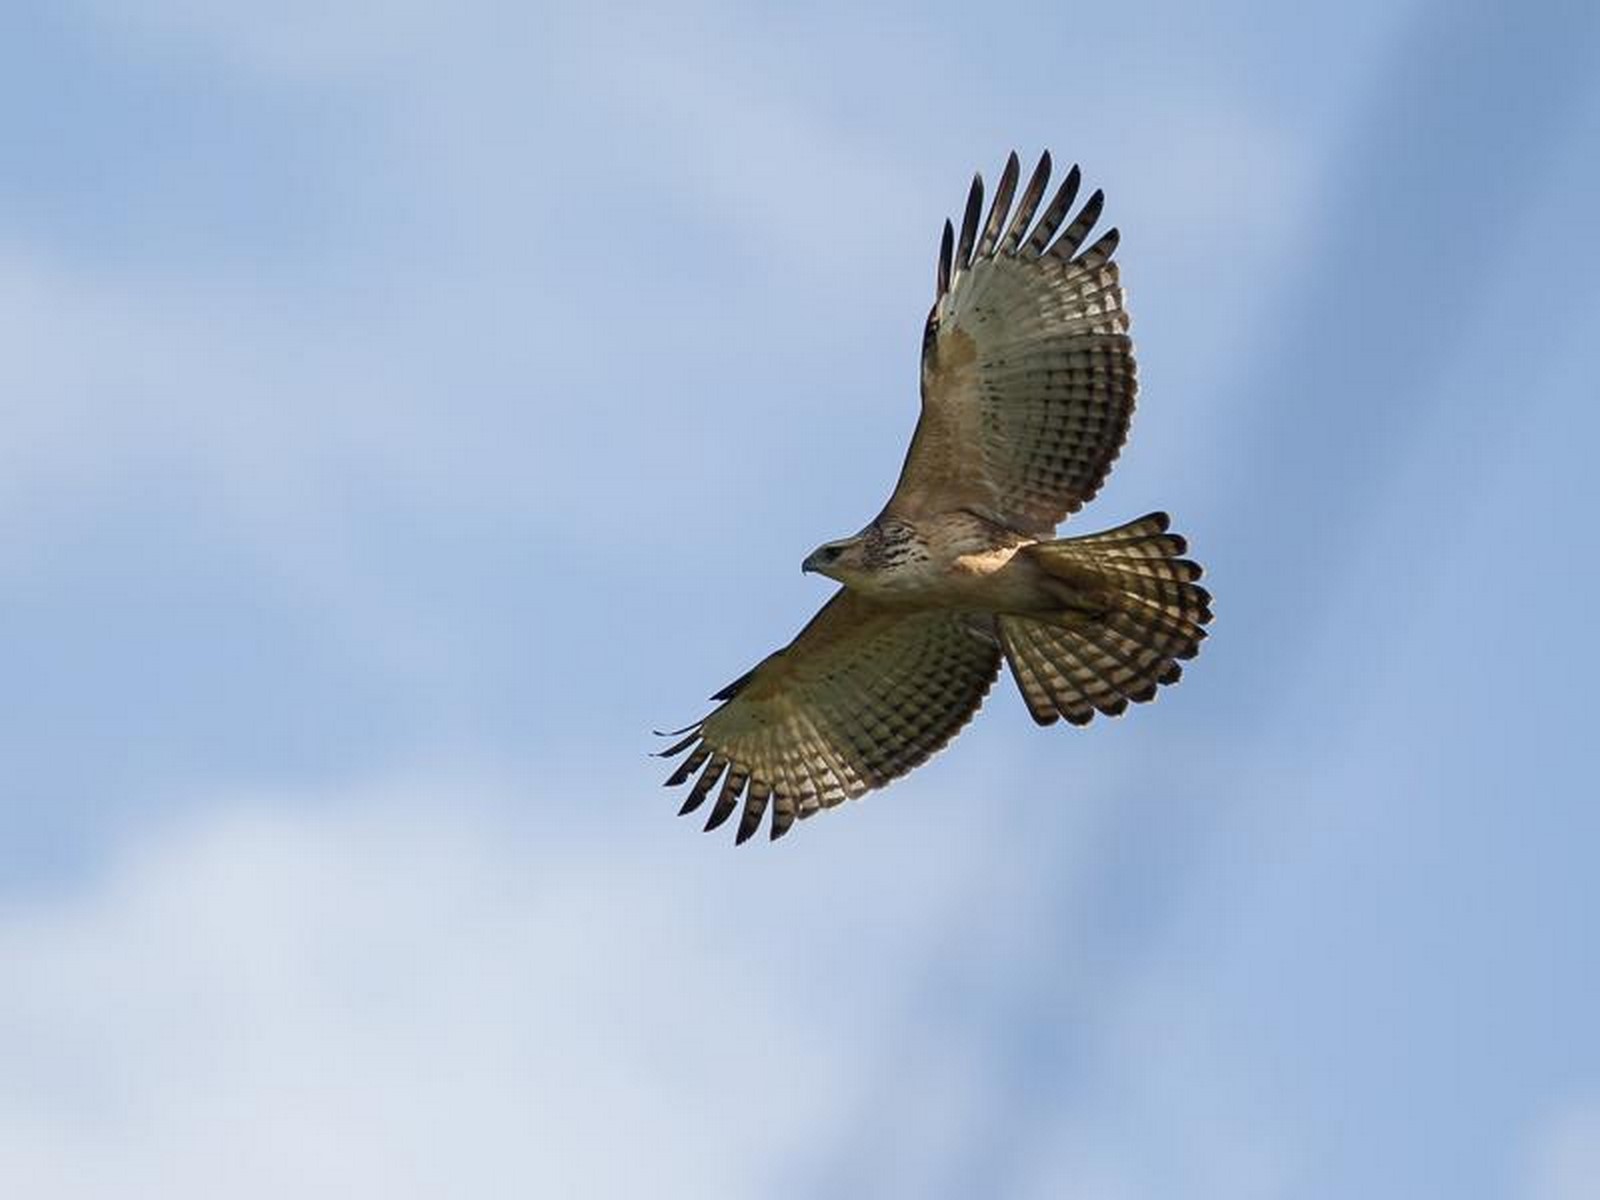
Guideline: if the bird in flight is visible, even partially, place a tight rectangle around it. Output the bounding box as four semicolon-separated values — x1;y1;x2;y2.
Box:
659;151;1212;843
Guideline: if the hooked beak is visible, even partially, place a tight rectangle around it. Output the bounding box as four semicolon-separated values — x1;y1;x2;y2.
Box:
802;542;847;575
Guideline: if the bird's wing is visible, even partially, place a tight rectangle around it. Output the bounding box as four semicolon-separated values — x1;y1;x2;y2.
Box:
885;151;1136;537
659;591;1001;843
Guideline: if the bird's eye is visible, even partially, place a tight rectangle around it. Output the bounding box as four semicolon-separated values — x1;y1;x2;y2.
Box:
821;545;844;561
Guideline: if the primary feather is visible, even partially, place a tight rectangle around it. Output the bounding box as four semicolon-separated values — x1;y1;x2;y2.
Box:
661;152;1210;843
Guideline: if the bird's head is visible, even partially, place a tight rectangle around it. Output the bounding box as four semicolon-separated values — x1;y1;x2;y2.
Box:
801;536;867;583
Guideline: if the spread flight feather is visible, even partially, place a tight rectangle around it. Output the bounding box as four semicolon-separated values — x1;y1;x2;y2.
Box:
660;152;1212;843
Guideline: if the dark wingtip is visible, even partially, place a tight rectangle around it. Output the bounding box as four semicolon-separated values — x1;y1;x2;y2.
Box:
976;152;1022;260
1001;150;1054;256
710;667;756;701
937;218;954;296
1063;165;1082;208
956;172;983;269
682;756;728;815
652;730;700;758
1026;163;1082;256
653;720;701;738
1078;227;1120;269
664;742;709;787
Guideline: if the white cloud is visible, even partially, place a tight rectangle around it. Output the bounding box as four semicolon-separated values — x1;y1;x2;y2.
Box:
0;759;1077;1199
0;773;898;1197
0;752;1298;1200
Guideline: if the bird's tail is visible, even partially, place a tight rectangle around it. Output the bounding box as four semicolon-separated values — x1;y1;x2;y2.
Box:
997;512;1212;725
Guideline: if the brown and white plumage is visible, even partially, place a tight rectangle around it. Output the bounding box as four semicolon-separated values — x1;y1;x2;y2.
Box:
893;151;1134;535
662;593;1001;844
661;152;1211;843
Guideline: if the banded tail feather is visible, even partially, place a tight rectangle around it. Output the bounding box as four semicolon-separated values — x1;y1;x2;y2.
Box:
999;512;1211;726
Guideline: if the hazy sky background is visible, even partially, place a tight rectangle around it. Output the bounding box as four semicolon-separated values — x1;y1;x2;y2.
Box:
3;1;1598;1197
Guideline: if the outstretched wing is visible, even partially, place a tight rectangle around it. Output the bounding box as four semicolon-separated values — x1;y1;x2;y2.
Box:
885;151;1136;537
659;591;1001;844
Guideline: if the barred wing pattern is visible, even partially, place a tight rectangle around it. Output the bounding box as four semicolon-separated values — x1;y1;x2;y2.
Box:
660;592;1001;843
887;151;1136;536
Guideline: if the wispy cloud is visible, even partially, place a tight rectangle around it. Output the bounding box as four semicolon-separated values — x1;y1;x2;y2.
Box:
0;758;1304;1199
0;768;1014;1197
5;2;1599;1196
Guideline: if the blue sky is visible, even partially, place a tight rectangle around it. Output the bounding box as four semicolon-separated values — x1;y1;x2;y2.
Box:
3;1;1598;1196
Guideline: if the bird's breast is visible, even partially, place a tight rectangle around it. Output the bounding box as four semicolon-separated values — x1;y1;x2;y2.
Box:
853;519;1054;613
